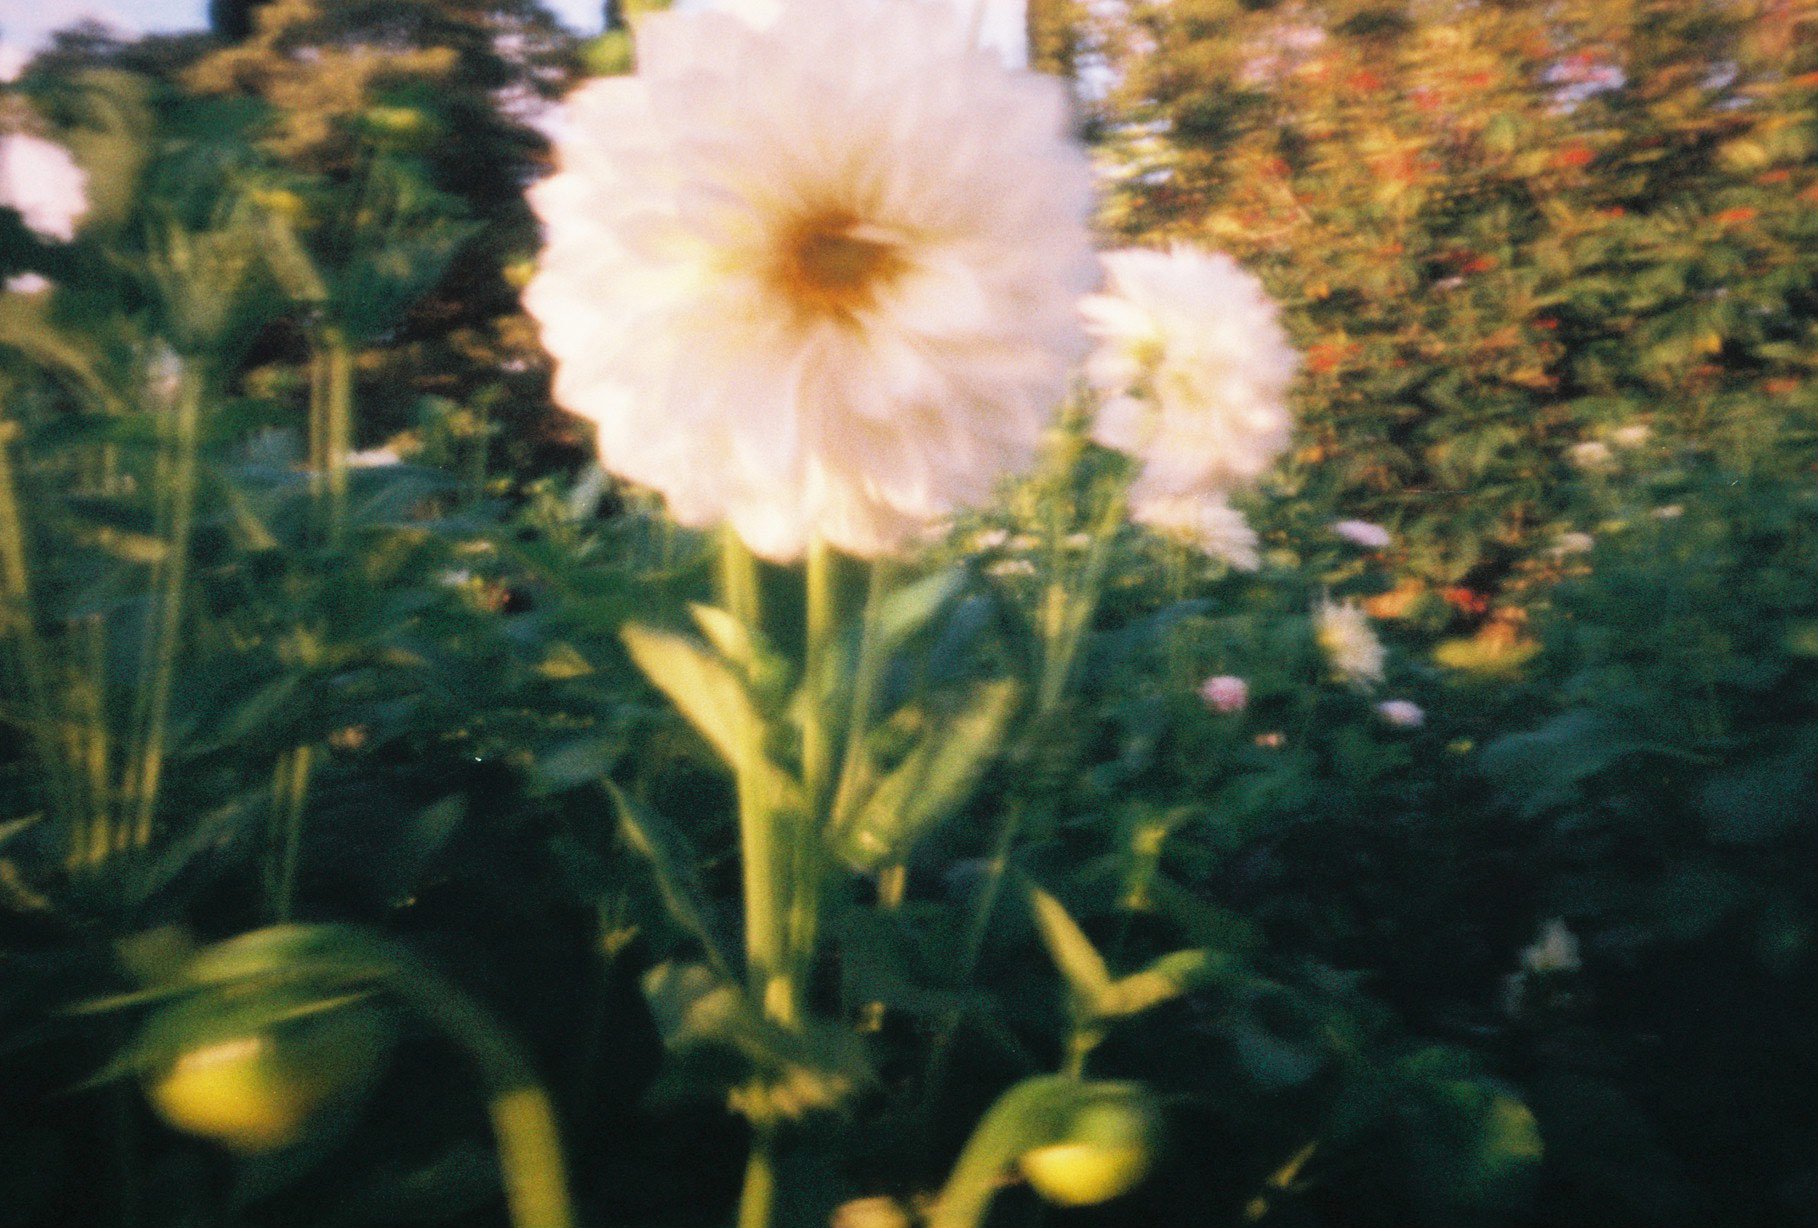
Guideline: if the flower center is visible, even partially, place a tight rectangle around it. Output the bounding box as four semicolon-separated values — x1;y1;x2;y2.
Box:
774;214;908;318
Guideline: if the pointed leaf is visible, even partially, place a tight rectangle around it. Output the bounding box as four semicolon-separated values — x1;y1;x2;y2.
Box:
1029;885;1115;1012
835;680;1018;870
1102;948;1218;1017
689;603;760;673
873;566;966;655
620;622;753;770
607;782;734;978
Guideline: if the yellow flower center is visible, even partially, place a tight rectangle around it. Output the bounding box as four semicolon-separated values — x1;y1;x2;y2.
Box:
775;213;908;318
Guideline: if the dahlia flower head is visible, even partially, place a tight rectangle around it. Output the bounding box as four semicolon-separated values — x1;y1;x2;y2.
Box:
1082;244;1298;507
1374;698;1424;729
1314;596;1386;689
1521;919;1582;976
1131;492;1260;571
524;0;1097;562
1331;518;1392;550
0;131;88;243
1198;674;1248;714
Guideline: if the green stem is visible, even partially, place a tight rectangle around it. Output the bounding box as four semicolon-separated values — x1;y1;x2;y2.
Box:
191;927;577;1228
801;538;837;819
737;1124;779;1228
380;961;574;1228
268;744;315;922
719;526;761;629
323;327;353;545
828;560;892;829
80;617;110;871
0;417;81;863
923;469;1132;1145
719;530;792;1021
126;360;205;855
926;1076;1077;1228
1036;484;1128;716
783;538;843;1014
307;343;328;501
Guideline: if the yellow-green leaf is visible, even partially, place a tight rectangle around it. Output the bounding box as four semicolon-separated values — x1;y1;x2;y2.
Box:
1029;885;1114;1011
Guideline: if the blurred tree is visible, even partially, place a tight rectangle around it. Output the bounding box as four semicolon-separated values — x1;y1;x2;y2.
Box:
208;0;278;41
177;0;587;479
1088;0;1818;620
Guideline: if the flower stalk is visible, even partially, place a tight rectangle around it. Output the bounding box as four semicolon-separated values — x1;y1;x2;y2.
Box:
122;356;206;856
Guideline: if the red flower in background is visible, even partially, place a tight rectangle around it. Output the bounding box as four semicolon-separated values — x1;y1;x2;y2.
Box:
1443;587;1491;616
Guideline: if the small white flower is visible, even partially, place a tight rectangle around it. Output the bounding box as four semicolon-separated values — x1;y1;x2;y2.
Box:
0;132;88;242
1610;423;1652;449
524;0;1096;562
147;345;184;404
1062;531;1092;551
1199;674;1248;714
347;447;404;468
985;557;1036;578
1552;531;1595;557
1498;972;1527;1017
1314;596;1385;688
1375;699;1424;728
1331;518;1392;549
1652;504;1684;520
1083;244;1298;503
4;273;51;295
969;528;1010;551
1133;493;1260;570
1569;440;1614;471
1521;918;1581;975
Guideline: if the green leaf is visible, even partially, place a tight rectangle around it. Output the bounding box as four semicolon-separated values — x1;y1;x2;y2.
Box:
689;603;760;674
1028;885;1115;1012
0;814;42;851
640;962;871;1122
833;680;1018;871
530;735;620;794
619;622;755;770
606;782;734;978
872;566;967;655
641;961;744;1049
1101;948;1219;1018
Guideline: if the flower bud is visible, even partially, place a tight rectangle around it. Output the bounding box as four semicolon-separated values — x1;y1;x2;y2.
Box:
137;991;392;1153
1375;699;1424;728
1017;1097;1158;1208
1199;674;1248;714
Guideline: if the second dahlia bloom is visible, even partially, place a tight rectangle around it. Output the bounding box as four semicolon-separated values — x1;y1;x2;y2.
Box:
1082;245;1298;505
524;0;1096;562
0;131;88;242
1314;596;1386;689
1331;518;1392;550
1131;493;1260;571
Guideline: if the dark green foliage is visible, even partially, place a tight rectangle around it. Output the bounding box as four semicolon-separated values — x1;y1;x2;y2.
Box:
3;2;1818;1227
